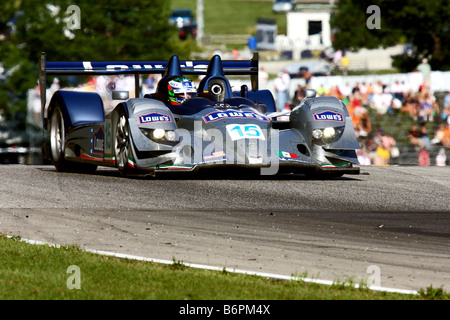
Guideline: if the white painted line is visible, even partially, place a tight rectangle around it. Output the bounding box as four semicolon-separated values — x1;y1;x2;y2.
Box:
9;236;419;296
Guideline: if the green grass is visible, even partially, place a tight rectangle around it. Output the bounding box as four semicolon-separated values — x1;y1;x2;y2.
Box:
1;234;448;300
170;0;288;50
171;0;287;35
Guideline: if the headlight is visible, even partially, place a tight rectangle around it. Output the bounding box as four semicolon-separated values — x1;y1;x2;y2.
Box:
152;128;166;140
312;129;323;139
140;128;179;145
312;127;344;145
323;127;336;139
165;130;177;141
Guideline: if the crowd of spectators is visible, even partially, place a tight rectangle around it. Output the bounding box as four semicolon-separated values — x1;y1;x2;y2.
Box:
287;78;450;166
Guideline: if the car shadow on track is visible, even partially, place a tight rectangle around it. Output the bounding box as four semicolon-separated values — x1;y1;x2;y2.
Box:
37;165;363;181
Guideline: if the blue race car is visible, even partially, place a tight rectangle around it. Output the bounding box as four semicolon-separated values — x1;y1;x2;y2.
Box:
39;53;360;177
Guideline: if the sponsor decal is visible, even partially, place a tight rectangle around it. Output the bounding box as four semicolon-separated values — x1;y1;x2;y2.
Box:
79;61;205;72
105;64;164;71
321;162;348;168
226;124;265;141
105;119;112;154
203;110;269;123
313;111;344;122
248;155;263;164
92;127;104;154
277;151;298;159
139;113;171;124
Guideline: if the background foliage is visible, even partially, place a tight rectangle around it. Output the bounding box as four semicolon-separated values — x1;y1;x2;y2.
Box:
331;0;450;72
0;0;197;121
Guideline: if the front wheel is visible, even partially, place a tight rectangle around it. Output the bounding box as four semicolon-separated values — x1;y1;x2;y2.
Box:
114;108;134;176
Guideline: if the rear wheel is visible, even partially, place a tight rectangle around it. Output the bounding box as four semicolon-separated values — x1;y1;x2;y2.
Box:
49;106;69;172
49;106;98;173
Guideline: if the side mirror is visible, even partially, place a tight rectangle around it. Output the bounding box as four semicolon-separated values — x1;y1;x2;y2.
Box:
304;89;316;98
292;89;317;112
112;91;129;100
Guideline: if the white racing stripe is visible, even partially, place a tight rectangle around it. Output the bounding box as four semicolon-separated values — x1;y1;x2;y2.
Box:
82;61;93;70
9;236;418;296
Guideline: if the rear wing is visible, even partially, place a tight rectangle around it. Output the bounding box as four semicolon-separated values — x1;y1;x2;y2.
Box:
39;52;259;116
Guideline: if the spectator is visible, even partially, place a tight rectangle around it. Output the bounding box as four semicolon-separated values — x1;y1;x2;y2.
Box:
346;88;361;116
333;50;343;64
374;128;384;145
435;148;447;166
390;80;406;101
273;72;288;112
371;85;392;116
316;83;329;96
418;123;431;149
411;123;431;166
142;74;157;96
291;84;304;108
299;67;312;86
418;91;433;122
356;148;371;166
401;91;420;119
431;124;450;148
408;124;422;147
328;85;343;100
354;107;372;139
365;82;375;101
364;134;378;163
430;100;440;123
49;77;60;96
374;140;390;165
415;58;431;90
339;82;352;99
444;92;450;110
281;69;291;101
258;67;269;90
373;81;384;95
382;132;399;160
442;105;450;126
418;147;430;166
357;82;369;104
232;48;239;59
341;54;350;76
388;98;402;115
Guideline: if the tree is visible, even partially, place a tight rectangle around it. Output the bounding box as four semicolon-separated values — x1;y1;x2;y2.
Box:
330;0;450;71
0;0;198;121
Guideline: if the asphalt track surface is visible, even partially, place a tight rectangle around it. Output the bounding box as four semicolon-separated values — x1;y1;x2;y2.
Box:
1;164;449;293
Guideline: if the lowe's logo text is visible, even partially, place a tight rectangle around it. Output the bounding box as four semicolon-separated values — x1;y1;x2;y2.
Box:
203;110;269;123
314;111;344;122
139;113;171;124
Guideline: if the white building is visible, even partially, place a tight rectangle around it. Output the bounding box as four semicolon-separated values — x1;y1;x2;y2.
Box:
282;1;334;59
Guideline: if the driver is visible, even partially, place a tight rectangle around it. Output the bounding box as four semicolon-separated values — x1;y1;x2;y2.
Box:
167;77;197;105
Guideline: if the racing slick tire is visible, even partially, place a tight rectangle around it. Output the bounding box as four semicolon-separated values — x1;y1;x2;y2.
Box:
49;105;97;173
49;105;73;172
113;107;135;177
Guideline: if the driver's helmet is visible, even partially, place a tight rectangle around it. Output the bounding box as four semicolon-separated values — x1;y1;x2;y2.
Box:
167;77;197;105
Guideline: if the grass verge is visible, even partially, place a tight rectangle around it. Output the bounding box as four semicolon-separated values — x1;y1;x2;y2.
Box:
0;234;448;300
171;0;287;35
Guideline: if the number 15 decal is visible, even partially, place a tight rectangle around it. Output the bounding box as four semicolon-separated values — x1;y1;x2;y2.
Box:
226;124;265;141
